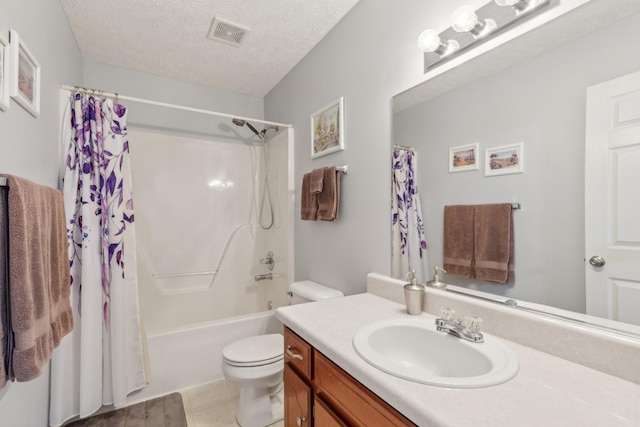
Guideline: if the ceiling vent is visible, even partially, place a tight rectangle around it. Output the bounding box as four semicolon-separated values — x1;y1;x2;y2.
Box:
208;17;250;47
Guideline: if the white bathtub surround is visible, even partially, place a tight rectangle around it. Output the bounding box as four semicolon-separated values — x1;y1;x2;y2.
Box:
366;272;640;385
129;128;293;333
275;291;640;425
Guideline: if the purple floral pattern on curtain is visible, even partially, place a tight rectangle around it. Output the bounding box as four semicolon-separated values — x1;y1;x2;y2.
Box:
65;93;134;324
392;148;428;282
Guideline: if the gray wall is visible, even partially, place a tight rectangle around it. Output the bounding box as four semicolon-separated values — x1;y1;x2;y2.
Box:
393;12;640;312
265;0;450;295
0;0;83;425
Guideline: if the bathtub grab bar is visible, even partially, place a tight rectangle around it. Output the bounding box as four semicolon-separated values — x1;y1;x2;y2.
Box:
153;270;217;279
144;223;259;295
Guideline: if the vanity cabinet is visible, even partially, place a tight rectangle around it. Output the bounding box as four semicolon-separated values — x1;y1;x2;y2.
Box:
283;327;416;427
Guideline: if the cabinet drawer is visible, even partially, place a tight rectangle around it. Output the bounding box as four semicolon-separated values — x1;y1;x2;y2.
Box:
314;352;415;427
284;327;312;380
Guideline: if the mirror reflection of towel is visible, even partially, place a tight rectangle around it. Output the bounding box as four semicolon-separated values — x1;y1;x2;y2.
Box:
474;203;514;284
443;203;514;284
443;205;474;278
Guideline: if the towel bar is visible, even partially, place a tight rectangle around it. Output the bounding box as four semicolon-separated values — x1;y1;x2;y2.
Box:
336;164;348;174
0;177;6;186
511;203;521;210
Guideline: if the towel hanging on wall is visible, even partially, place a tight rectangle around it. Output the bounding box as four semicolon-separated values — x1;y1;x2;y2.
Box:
0;175;73;387
300;166;342;221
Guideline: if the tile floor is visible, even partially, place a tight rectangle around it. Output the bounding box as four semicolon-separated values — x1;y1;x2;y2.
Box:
181;380;284;427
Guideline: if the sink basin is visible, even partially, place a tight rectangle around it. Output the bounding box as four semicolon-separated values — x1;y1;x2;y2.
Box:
352;317;519;388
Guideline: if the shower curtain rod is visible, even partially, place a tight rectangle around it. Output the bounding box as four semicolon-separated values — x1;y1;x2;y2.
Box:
61;84;292;129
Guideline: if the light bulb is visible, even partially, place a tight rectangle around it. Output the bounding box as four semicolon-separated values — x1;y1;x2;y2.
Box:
495;0;520;6
452;5;478;33
417;29;460;56
418;29;441;52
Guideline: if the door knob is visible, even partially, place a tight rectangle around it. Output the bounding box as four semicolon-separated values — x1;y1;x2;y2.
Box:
589;256;606;267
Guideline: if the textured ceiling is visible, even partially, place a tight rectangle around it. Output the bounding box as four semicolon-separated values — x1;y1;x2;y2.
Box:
60;0;360;97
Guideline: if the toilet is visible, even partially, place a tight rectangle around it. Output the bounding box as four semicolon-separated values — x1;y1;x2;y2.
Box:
221;280;344;427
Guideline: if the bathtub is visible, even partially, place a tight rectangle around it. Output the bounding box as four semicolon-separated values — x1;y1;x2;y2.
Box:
126;309;283;404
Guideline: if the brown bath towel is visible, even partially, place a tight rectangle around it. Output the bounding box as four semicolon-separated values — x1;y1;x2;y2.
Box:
5;175;73;384
309;167;325;194
443;205;475;278
300;173;318;221
0;186;9;388
317;167;341;221
474;203;514;283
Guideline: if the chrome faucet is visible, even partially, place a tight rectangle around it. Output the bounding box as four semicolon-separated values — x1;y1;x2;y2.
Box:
254;273;273;281
435;308;484;343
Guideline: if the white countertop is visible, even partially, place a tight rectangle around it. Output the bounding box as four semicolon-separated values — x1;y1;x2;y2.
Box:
275;293;640;427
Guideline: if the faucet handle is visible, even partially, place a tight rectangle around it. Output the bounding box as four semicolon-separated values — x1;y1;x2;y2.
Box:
464;316;482;334
440;307;455;321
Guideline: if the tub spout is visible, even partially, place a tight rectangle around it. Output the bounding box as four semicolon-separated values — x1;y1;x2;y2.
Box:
254;273;273;281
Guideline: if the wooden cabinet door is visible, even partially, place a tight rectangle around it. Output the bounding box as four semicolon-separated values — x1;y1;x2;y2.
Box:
314;398;348;427
284;363;311;427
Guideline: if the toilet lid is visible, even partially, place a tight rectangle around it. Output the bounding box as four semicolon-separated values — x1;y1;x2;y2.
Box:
223;333;283;365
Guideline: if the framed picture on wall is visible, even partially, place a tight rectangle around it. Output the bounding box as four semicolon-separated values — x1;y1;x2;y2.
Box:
311;96;344;159
0;33;10;112
449;143;479;173
485;143;524;176
10;30;40;117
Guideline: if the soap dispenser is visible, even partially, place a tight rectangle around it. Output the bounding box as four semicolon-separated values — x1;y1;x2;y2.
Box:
403;269;424;315
426;266;447;289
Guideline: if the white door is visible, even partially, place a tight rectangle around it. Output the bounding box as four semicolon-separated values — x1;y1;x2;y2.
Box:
585;70;640;326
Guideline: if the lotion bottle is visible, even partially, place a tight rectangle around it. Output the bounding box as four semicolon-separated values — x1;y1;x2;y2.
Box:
426;266;447;289
403;269;424;315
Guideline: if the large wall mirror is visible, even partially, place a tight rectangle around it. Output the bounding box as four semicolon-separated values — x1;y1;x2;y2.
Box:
392;0;640;333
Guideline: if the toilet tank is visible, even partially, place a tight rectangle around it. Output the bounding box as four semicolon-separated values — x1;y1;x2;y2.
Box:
289;280;344;305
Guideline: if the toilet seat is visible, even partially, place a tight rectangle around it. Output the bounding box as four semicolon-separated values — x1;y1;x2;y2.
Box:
223;333;283;367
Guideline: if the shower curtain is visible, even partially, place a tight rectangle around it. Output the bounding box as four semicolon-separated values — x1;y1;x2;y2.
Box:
391;148;429;283
49;92;147;426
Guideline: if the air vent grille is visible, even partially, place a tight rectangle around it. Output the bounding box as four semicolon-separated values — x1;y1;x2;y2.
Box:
208;18;250;47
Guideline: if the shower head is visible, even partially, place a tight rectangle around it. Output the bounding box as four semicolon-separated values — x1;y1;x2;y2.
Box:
232;117;261;138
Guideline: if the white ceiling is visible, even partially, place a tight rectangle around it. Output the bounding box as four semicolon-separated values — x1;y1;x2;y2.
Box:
60;0;360;98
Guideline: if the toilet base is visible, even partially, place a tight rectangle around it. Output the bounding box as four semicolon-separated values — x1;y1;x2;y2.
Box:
236;381;284;427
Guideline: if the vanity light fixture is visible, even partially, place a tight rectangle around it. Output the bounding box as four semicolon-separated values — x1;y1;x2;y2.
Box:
452;5;497;37
421;0;550;71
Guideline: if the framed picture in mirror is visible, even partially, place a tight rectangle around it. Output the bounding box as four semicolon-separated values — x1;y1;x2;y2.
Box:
449;143;479;173
485;143;524;176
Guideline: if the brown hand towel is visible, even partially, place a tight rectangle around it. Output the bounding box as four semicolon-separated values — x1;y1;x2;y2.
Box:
6;175;73;383
443;205;475;278
474;203;514;284
300;173;318;221
317;167;340;221
309;167;325;194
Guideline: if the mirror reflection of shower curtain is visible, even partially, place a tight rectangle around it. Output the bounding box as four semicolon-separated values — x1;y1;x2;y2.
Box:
391;147;429;283
49;92;147;426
